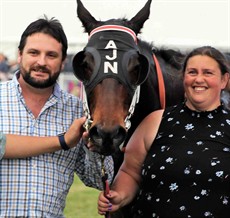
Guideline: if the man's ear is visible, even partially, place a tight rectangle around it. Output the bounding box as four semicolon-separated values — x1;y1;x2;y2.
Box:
17;50;22;64
61;58;66;71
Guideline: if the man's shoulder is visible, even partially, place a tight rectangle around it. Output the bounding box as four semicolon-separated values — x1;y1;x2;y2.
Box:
0;79;14;89
59;88;79;98
58;88;82;105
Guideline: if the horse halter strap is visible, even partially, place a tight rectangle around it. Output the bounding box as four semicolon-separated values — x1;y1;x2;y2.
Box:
81;84;93;131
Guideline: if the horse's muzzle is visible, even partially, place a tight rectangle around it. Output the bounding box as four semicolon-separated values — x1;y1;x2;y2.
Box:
88;124;127;155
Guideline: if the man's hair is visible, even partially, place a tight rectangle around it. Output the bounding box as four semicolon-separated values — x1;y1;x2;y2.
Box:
18;15;68;61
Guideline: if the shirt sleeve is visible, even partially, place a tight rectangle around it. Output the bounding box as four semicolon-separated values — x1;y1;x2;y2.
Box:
0;132;6;160
74;140;114;190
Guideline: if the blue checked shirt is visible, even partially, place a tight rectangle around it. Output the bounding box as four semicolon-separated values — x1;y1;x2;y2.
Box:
0;71;114;217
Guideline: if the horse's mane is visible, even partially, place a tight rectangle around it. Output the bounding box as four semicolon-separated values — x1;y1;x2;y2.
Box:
153;46;185;70
137;39;185;71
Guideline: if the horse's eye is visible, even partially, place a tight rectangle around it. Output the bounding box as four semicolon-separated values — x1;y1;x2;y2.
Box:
130;64;141;85
127;55;141;85
82;53;95;80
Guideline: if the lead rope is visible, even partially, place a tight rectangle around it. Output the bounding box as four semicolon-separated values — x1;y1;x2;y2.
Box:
101;156;111;218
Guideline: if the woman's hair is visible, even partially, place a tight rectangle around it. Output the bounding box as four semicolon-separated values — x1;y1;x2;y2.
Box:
182;46;230;75
18;15;68;61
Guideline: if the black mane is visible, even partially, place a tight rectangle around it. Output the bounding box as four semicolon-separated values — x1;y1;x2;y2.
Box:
137;39;185;72
154;47;185;70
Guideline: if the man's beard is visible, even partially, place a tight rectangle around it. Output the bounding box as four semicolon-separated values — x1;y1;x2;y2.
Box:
20;65;61;88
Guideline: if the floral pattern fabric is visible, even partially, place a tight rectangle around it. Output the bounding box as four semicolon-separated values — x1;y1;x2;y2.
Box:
132;103;230;218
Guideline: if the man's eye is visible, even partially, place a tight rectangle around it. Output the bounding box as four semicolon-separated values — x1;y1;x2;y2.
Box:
29;51;37;55
48;53;58;58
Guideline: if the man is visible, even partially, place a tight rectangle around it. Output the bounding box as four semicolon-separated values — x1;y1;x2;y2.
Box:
0;16;113;217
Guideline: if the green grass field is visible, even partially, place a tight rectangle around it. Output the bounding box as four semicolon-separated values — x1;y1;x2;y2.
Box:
64;175;102;218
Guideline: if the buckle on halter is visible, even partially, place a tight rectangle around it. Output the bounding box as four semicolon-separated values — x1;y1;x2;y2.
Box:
83;119;93;131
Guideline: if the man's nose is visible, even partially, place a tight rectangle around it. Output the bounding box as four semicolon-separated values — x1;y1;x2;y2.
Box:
36;55;47;66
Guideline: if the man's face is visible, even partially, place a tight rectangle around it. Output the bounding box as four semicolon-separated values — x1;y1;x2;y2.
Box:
18;32;65;88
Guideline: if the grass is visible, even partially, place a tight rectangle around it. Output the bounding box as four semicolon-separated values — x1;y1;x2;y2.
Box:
64;175;102;218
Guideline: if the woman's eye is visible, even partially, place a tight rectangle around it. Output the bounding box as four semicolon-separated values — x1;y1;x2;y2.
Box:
205;71;213;75
187;70;196;75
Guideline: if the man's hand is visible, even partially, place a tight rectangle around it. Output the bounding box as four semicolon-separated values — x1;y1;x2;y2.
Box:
64;117;86;148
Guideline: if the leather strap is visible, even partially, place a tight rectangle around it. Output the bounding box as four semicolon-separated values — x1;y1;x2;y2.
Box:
153;54;166;109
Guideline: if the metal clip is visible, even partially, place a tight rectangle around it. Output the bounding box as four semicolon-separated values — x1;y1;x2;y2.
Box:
83;119;93;131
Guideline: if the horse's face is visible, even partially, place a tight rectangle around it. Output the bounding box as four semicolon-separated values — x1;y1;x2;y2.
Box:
73;28;149;155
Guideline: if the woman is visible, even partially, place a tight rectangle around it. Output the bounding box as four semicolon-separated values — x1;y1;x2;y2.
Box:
97;46;230;217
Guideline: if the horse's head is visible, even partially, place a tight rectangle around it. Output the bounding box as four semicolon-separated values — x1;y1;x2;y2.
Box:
73;0;152;155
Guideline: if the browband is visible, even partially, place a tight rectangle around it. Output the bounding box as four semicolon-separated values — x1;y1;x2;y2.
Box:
89;25;137;44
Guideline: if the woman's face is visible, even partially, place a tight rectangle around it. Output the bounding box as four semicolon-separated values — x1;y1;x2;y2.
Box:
183;55;229;111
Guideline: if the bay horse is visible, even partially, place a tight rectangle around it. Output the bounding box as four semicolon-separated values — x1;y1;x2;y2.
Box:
73;0;185;170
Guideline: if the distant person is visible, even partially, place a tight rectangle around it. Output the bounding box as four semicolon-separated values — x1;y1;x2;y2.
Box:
0;52;10;72
221;52;230;109
0;16;113;217
97;46;230;218
0;52;10;81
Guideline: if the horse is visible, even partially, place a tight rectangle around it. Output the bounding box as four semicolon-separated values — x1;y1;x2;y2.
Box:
73;0;184;154
72;0;186;175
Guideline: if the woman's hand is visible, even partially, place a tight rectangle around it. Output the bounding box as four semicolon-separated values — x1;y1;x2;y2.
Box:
98;190;122;215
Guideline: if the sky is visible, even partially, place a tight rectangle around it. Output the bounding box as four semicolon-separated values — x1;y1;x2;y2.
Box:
0;0;229;61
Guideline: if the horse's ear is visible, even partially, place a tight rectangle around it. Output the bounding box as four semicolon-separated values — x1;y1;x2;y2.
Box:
76;0;101;34
129;0;152;34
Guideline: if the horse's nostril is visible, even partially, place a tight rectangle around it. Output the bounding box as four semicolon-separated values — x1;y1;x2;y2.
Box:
114;127;127;144
97;125;126;142
89;125;127;153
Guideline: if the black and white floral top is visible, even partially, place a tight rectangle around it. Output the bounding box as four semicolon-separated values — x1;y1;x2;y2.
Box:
131;102;230;218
